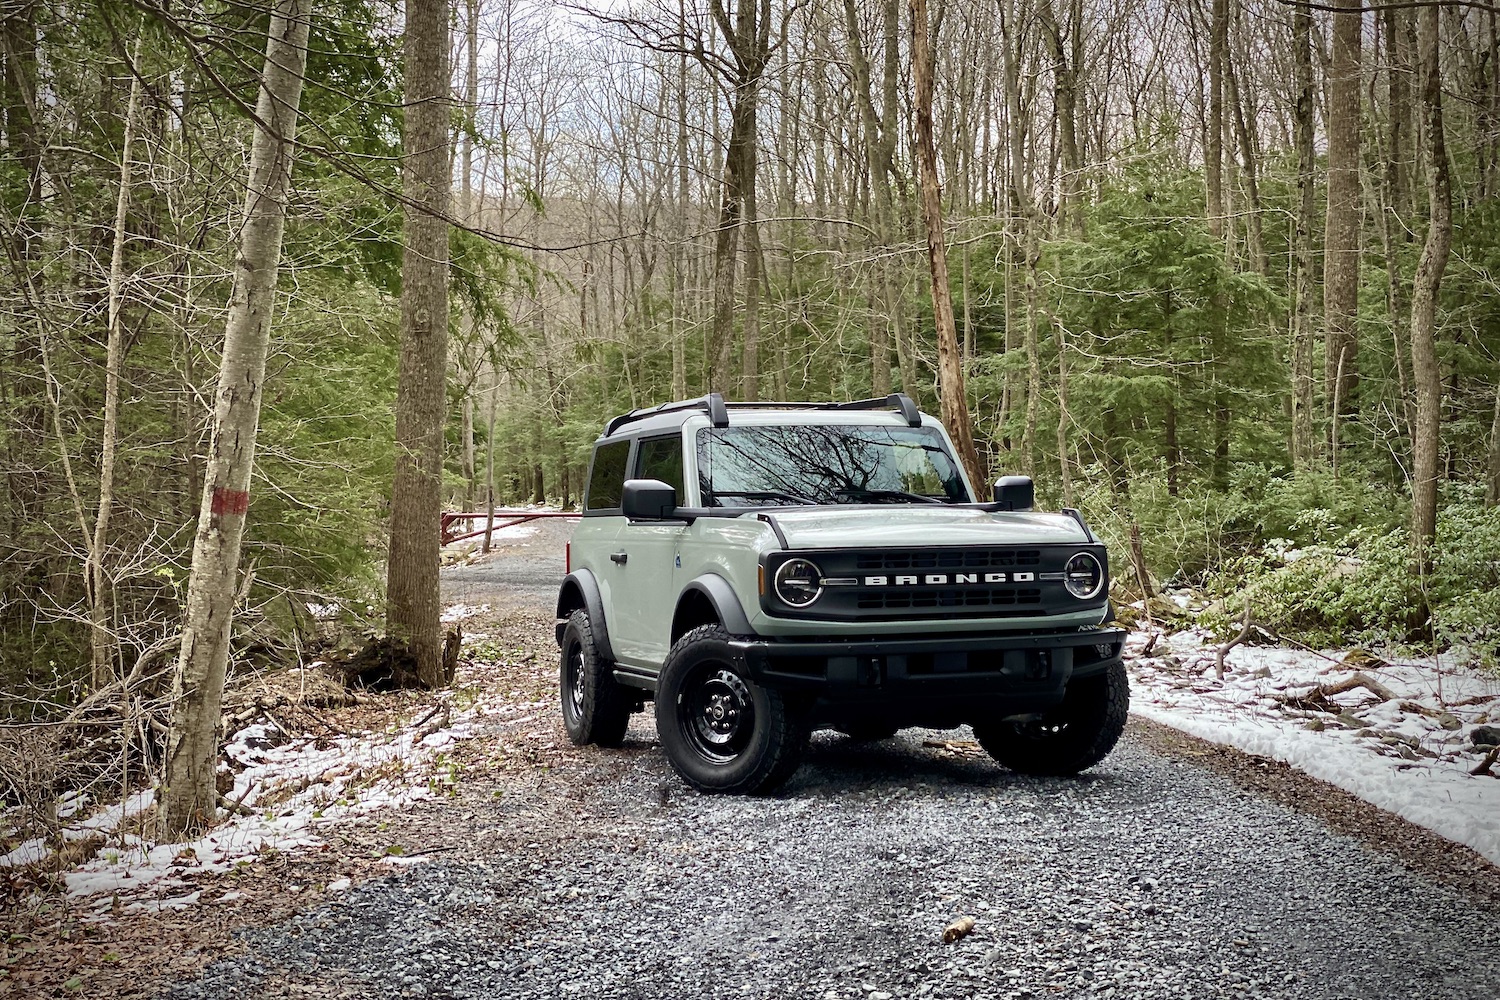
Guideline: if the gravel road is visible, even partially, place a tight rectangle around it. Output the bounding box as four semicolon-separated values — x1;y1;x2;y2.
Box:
162;524;1500;1000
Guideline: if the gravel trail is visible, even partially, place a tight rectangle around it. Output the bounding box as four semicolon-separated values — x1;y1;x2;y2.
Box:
161;527;1500;1000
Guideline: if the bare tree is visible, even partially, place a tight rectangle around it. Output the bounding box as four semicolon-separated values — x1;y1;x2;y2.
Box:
386;0;454;687
910;0;986;492
1291;0;1316;469
89;39;145;688
161;0;311;835
1410;5;1451;574
1325;0;1362;471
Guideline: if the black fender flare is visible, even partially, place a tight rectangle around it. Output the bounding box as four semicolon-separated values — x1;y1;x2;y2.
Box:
678;573;754;637
556;569;616;661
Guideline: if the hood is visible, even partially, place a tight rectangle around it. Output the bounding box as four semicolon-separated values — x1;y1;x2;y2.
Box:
764;506;1092;549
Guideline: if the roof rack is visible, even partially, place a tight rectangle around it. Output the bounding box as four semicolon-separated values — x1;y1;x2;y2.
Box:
603;392;922;436
605;393;730;436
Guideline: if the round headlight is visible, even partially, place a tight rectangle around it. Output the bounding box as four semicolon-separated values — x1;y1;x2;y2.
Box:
1064;552;1104;600
774;558;823;608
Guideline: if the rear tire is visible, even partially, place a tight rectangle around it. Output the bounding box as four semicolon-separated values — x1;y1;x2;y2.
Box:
655;625;808;794
973;662;1129;776
559;610;631;747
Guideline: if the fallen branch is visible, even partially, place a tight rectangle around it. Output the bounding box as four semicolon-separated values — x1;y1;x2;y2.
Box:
1215;593;1253;679
1472;746;1500;777
412;705;450;740
1279;672;1400;711
218;787;255;817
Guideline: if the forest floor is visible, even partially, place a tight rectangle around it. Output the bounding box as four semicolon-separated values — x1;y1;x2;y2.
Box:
4;519;1500;999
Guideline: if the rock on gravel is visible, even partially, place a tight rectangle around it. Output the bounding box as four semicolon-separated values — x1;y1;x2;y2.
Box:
163;725;1500;1000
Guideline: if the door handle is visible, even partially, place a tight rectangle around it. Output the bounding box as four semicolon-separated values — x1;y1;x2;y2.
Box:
610;551;628;565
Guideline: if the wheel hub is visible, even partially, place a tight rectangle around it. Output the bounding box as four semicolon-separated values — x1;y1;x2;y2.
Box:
569;650;585;715
687;668;753;757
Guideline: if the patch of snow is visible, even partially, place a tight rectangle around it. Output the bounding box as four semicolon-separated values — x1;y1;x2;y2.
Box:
1127;628;1500;866
53;681;507;914
441;602;491;623
1;838;50;868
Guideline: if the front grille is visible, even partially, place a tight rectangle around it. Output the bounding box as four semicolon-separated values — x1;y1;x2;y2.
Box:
854;549;1041;572
856;587;1042;610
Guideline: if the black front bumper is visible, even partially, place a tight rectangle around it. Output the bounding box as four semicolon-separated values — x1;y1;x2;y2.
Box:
730;626;1126;727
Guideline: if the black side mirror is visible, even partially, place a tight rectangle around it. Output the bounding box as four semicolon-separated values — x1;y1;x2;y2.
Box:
622;479;680;520
993;476;1035;512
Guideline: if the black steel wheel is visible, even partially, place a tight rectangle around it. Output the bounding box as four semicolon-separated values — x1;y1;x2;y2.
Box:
655;625;808;794
972;662;1129;776
559;609;631;747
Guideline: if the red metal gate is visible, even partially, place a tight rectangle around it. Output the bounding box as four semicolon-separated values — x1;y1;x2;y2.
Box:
440;509;580;546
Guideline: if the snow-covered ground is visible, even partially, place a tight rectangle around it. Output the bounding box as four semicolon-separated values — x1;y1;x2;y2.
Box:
1;601;544;916
1126;624;1500;866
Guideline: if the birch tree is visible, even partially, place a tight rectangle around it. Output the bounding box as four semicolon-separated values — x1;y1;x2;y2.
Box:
161;0;311;835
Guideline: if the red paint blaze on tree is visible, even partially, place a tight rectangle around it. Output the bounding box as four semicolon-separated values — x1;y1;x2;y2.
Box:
210;489;250;516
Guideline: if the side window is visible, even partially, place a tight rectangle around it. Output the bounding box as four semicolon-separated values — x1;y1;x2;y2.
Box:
585;440;631;511
635;435;685;498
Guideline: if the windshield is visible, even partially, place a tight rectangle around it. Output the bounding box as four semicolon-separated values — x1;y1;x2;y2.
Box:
696;424;971;506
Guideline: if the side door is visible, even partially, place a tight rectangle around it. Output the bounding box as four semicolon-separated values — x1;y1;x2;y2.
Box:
609;432;689;669
577;438;629;641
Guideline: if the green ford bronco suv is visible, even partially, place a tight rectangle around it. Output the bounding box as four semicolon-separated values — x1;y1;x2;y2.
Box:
555;393;1127;794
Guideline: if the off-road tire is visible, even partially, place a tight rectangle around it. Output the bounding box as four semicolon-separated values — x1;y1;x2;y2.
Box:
973;662;1129;776
655;625;808;794
559;610;631;747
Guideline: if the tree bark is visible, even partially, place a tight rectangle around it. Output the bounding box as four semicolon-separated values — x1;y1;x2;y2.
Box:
1410;7;1451;575
705;0;771;394
89;40;144;688
1038;0;1084;236
1207;0;1230;488
1486;382;1500;507
1383;7;1416;450
1291;3;1316;469
387;0;452;686
910;0;986;492
1325;0;1363;466
161;0;310;836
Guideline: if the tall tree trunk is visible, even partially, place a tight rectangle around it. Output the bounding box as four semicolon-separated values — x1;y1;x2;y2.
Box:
1487;382;1500;507
705;0;771;394
1325;0;1363;469
1384;7;1416;450
1039;0;1083;236
1291;3;1316;470
387;0;452;686
741;144;762;400
89;40;144;688
459;0;479;512
910;0;985;491
161;0;310;836
1226;7;1265;275
1410;7;1451;576
1207;0;1230;488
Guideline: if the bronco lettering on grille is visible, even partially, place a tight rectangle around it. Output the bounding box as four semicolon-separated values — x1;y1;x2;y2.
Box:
862;572;1036;586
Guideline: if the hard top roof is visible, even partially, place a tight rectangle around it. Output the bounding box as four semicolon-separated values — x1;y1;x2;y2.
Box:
600;392;924;439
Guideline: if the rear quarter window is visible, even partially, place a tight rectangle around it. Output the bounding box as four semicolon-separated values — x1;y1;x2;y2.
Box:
585;440;631;511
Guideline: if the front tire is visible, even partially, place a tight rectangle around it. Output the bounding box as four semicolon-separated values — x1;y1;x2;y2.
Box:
655;625;808;794
973;662;1129;776
559;610;631;747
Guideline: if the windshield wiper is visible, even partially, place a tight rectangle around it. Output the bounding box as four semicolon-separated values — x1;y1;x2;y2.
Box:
709;489;820;506
834;488;946;505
